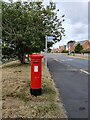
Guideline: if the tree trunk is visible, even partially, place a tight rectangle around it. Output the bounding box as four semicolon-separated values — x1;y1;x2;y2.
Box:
27;54;30;61
18;54;25;64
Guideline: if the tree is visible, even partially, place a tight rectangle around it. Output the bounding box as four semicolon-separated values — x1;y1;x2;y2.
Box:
2;1;65;63
75;43;83;53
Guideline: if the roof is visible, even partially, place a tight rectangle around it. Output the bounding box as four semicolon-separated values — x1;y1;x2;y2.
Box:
78;41;86;45
76;40;89;45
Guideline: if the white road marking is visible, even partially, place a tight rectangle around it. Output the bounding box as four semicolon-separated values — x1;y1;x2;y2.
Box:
61;60;65;62
53;59;63;63
67;69;78;71
67;59;73;61
53;59;90;75
53;59;58;62
80;69;90;75
59;58;73;61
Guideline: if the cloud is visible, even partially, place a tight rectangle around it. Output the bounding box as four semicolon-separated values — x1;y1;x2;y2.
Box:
44;0;89;2
88;2;90;39
57;2;88;24
73;23;88;35
52;2;88;48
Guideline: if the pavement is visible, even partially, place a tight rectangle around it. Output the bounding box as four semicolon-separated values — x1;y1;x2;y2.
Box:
47;53;88;118
66;53;89;60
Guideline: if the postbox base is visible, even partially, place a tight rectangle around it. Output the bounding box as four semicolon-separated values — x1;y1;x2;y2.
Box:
30;88;42;96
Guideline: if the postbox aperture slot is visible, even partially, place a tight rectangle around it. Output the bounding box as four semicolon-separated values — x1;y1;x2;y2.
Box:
33;62;39;63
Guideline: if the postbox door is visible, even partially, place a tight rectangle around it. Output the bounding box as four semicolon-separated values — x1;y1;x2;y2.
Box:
31;59;42;89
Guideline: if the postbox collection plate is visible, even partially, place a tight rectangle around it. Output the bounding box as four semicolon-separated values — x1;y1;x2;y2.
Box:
34;66;38;72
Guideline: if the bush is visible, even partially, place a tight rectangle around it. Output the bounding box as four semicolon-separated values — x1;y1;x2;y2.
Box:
61;50;67;53
81;50;90;53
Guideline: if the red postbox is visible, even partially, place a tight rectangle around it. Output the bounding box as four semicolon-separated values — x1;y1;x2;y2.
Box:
29;54;43;96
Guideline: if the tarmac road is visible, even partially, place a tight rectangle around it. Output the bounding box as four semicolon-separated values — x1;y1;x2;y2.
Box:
47;53;88;118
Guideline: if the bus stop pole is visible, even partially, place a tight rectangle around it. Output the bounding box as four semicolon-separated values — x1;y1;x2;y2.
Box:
45;35;47;68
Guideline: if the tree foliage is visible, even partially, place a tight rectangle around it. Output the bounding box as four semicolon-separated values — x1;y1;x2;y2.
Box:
75;43;83;53
2;1;65;63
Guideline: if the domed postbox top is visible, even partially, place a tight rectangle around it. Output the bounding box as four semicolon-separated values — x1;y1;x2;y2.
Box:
29;54;43;59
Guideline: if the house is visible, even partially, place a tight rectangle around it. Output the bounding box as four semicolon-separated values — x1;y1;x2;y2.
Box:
74;40;90;51
82;40;90;51
51;48;59;53
58;45;66;53
51;45;66;53
67;40;90;52
67;41;75;53
51;40;90;53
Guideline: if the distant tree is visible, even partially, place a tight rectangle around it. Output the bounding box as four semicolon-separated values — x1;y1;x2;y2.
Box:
75;43;83;53
67;40;75;44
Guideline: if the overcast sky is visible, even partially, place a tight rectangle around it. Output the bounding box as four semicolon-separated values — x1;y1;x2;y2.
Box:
4;0;89;48
52;1;89;48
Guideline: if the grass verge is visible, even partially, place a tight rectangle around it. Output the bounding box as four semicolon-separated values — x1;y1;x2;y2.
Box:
2;60;67;118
